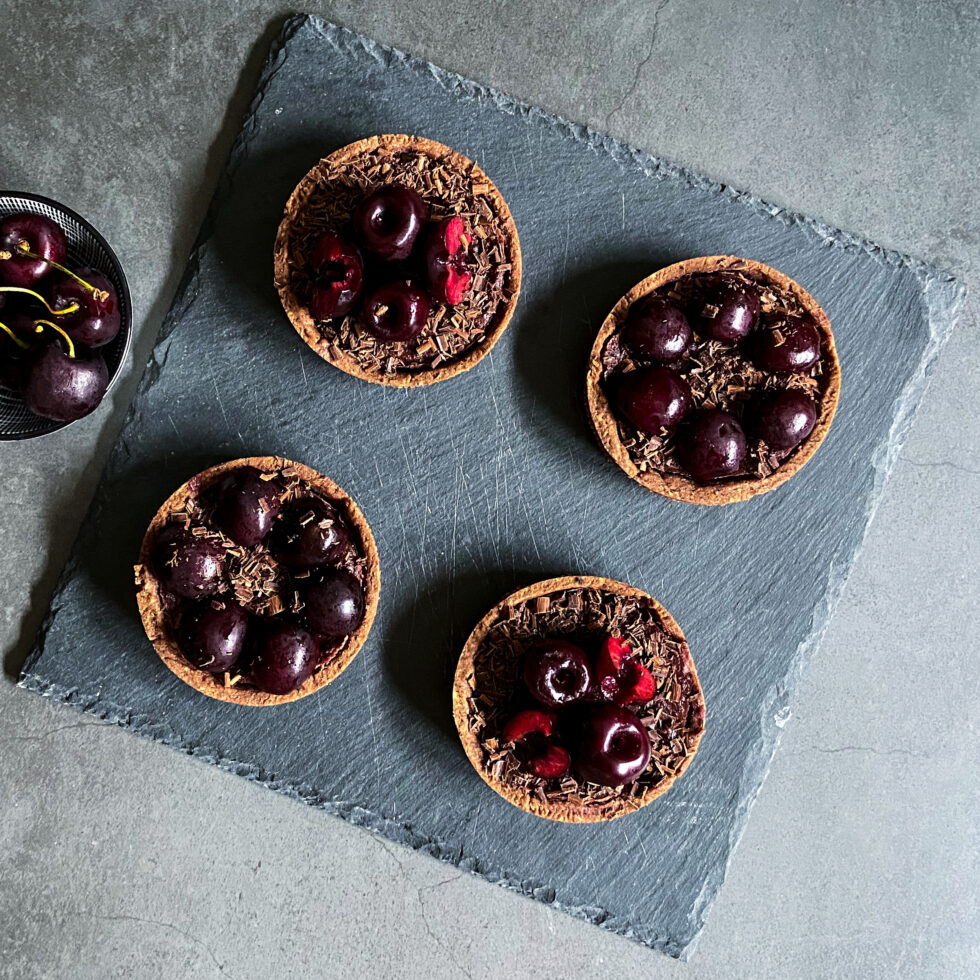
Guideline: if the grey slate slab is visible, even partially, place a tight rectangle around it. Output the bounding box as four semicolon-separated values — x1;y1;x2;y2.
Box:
19;14;964;958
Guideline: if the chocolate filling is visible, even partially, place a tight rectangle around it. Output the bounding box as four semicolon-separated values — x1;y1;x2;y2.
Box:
462;587;704;810
284;147;515;376
601;271;830;480
146;465;367;688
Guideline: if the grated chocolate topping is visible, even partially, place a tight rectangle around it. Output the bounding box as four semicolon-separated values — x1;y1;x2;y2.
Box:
601;271;830;480
283;146;515;376
462;587;705;811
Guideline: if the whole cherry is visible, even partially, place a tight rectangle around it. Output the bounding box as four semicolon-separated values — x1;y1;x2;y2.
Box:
272;497;351;570
425;216;471;305
46;267;121;348
0;213;67;288
23;339;108;422
248;621;317;695
304;568;364;640
576;704;651;787
361;281;430;342
153;525;225;599
694;276;760;343
753;316;822;374
353;185;427;261
752;388;817;451
676;408;747;483
616;366;692;433
623;295;692;363
523;638;593;708
179;601;249;674
214;468;284;547
308;233;364;320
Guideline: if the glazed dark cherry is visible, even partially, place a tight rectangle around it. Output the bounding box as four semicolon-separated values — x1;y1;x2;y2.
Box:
304;568;364;641
576;704;652;787
47;268;121;348
522;638;593;708
214;468;284;547
0;212;67;288
753;388;817;451
753;315;821;374
308;233;364;320
179;601;249;674
23;342;108;422
248;622;317;695
694;276;761;344
676;407;747;483
361;280;430;342
616;366;692;434
623;295;692;363
353;185;428;261
154;525;225;599
272;497;351;570
425;216;471;305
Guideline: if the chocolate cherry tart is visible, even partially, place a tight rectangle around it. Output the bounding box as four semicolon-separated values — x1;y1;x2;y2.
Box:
274;134;521;387
586;256;841;505
134;456;380;706
453;576;705;823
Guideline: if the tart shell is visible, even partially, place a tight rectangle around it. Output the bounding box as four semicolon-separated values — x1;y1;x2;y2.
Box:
586;256;842;505
134;456;380;707
452;575;705;823
274;134;522;388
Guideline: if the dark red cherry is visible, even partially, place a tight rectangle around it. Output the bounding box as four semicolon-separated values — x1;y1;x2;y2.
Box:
753;388;817;451
361;281;430;342
425;216;471;305
215;468;283;547
248;622;317;695
753;316;822;374
304;569;364;640
353;185;427;261
676;408;747;483
154;525;225;599
0;213;67;288
272;497;351;570
576;704;651;787
308;233;364;320
46;268;121;348
23;343;108;422
693;277;760;343
179;601;249;674
522;638;592;708
623;295;692;363
616;367;692;433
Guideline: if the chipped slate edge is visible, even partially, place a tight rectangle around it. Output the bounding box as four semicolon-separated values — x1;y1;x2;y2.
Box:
18;13;968;960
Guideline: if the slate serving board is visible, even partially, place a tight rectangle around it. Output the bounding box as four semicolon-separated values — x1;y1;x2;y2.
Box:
19;15;964;958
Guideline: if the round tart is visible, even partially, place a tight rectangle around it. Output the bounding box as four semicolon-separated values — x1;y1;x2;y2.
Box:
586;256;841;504
274;134;522;387
453;576;705;823
135;456;380;706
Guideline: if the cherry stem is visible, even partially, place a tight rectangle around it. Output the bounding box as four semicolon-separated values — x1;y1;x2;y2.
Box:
0;285;79;316
33;318;76;358
0;242;109;303
0;320;29;350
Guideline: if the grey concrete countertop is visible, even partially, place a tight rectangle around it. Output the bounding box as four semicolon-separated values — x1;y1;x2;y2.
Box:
0;3;976;977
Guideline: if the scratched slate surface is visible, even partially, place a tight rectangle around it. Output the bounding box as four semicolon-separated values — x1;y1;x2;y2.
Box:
19;15;964;958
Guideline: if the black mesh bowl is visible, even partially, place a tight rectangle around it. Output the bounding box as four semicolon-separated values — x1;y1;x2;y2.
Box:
0;192;132;440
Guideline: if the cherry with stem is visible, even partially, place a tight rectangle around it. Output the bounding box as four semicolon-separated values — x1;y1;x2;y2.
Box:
0;242;109;303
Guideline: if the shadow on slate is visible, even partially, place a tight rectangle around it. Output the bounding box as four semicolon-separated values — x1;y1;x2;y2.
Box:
18;15;965;959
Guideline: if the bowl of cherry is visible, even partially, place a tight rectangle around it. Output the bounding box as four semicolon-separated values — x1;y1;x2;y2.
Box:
0;192;131;439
